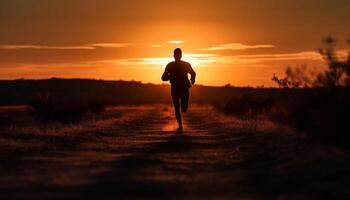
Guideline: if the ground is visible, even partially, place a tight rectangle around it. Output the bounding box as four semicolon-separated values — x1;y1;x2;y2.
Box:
0;105;349;199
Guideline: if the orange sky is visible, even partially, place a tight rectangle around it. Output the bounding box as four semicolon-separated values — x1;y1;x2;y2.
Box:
0;0;350;86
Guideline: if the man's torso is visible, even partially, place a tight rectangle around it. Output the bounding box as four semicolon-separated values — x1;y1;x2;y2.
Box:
166;61;191;91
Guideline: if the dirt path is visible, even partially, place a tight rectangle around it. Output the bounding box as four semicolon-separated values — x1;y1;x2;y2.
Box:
1;105;349;199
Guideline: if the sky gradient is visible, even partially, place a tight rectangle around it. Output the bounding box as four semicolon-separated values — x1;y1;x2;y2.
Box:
1;0;350;86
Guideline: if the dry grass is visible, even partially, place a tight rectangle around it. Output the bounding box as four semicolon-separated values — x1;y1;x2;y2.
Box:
0;105;153;155
220;88;350;147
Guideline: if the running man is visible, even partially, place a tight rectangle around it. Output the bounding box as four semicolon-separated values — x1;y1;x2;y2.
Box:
161;48;196;131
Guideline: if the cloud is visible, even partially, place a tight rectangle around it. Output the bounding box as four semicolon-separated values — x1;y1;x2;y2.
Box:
148;40;184;47
167;40;184;44
234;51;322;61
0;43;131;50
83;51;322;68
201;43;275;51
0;45;94;50
118;51;322;68
103;53;216;67
90;43;131;48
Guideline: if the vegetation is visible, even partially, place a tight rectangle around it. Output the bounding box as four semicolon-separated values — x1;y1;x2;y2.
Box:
224;37;350;147
272;36;350;88
31;93;106;123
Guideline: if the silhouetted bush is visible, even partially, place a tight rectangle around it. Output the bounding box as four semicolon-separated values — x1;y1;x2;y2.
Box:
315;36;350;87
273;36;350;88
250;37;350;147
272;65;312;89
31;94;106;123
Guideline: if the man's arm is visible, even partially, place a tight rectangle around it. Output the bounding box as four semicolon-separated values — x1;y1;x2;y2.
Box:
161;64;170;81
188;64;196;85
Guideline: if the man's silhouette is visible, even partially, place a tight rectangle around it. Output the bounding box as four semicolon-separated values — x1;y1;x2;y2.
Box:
162;48;196;131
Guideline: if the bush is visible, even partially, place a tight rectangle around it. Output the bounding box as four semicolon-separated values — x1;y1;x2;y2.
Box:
31;94;106;123
261;37;350;147
273;36;350;89
222;88;350;147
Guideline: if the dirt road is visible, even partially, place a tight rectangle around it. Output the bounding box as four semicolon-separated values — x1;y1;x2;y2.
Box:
1;105;349;199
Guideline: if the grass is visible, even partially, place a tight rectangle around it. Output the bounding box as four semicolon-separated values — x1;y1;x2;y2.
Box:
0;105;136;157
220;88;350;147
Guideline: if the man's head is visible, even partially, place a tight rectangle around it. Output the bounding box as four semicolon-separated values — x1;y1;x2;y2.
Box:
174;48;182;62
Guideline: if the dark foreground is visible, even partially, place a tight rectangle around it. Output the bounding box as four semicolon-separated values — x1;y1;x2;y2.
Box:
1;105;349;199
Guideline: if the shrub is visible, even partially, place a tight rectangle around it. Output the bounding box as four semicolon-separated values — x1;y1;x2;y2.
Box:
273;36;350;89
31;93;106;123
222;88;350;147
264;37;350;147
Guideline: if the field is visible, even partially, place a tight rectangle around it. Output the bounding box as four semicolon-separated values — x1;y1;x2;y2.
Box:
1;102;350;199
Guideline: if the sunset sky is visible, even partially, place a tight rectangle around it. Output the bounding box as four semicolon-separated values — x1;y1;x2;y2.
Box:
1;0;350;86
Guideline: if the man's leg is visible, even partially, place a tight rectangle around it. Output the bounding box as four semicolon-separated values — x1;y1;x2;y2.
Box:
181;90;190;113
172;94;182;128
